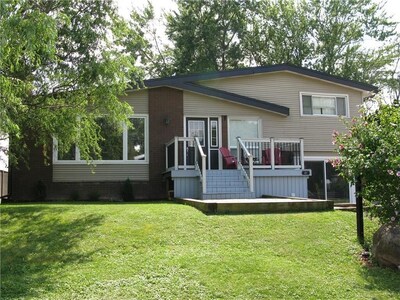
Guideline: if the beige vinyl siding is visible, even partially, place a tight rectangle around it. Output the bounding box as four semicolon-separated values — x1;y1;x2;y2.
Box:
185;71;364;152
53;164;149;182
304;151;338;158
119;89;148;114
53;90;149;182
200;71;362;118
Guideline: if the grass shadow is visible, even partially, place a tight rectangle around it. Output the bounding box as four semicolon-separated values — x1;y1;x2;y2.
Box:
1;205;104;299
359;265;400;295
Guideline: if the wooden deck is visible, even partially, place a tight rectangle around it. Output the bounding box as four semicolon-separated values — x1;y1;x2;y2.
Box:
175;198;334;214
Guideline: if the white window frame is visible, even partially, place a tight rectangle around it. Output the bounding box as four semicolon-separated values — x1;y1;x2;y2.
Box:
210;120;218;147
300;92;350;117
53;114;149;165
227;117;262;149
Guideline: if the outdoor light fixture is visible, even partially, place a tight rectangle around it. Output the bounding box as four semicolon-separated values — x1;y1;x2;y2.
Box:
164;117;171;126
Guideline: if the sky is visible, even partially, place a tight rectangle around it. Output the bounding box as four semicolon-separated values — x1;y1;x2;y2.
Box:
117;0;400;29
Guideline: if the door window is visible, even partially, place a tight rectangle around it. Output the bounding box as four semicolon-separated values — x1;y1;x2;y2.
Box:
188;120;205;146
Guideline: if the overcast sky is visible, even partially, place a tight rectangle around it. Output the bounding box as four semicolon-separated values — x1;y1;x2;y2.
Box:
117;0;400;28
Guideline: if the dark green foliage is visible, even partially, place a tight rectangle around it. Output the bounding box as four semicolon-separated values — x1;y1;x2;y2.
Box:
1;0;140;165
120;178;134;201
69;190;80;201
87;191;100;202
166;0;250;74
33;180;47;201
129;0;399;94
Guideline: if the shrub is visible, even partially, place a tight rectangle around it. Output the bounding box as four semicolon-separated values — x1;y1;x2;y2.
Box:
87;191;100;202
33;180;47;201
120;178;134;201
333;100;400;224
70;190;80;201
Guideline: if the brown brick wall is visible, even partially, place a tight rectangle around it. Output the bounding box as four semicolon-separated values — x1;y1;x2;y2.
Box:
10;142;53;201
221;115;228;147
148;87;184;199
10;87;184;201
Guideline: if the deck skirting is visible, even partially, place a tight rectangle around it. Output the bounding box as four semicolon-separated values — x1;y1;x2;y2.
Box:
176;198;334;214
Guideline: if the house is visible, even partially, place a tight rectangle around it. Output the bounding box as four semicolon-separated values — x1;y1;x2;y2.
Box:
10;64;376;202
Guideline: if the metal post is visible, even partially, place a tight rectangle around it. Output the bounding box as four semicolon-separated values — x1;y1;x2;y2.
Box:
356;177;364;245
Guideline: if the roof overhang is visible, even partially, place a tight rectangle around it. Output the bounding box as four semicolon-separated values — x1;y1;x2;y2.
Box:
138;64;377;116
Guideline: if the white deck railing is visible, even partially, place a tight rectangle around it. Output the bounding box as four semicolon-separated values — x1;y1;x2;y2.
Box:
237;137;254;192
194;137;207;194
165;136;207;193
237;137;304;170
166;136;305;195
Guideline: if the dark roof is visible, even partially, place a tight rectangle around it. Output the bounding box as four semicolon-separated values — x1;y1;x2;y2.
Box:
142;64;377;116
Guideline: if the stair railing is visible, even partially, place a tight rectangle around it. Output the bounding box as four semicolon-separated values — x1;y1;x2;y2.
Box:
194;137;207;194
236;137;254;193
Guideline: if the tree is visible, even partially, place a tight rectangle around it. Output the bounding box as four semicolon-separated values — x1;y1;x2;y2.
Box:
0;0;139;165
242;0;314;67
308;0;399;85
124;1;174;78
131;0;399;95
332;101;400;224
166;0;250;74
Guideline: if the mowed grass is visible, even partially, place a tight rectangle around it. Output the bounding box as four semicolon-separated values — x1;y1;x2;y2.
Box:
1;203;399;300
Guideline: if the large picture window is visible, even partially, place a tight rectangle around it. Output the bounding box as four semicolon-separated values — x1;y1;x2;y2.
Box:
229;118;260;148
301;93;348;117
54;115;148;164
128;117;146;160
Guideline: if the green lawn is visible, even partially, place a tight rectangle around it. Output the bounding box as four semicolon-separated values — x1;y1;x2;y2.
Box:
1;202;399;300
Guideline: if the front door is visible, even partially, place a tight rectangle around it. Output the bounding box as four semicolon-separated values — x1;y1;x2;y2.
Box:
186;117;220;170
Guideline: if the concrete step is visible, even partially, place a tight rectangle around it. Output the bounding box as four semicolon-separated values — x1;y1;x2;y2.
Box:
206;187;249;193
206;175;245;181
207;180;248;188
206;170;242;176
177;198;334;214
202;192;255;200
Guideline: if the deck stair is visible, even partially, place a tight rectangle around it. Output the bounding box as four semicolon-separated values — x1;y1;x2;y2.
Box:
201;170;255;200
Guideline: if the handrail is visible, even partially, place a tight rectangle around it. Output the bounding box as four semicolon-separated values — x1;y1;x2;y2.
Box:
236;137;254;193
165;136;195;170
194;137;207;194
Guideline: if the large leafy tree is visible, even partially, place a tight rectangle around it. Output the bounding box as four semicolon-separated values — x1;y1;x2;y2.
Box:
0;0;138;165
242;0;314;67
308;0;398;85
130;0;399;94
166;0;250;74
124;2;174;78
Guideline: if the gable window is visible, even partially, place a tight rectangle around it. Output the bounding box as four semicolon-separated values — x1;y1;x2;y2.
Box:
54;115;148;164
301;93;348;117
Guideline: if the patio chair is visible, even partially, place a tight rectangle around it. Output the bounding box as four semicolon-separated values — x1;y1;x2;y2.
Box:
219;147;238;169
262;148;282;165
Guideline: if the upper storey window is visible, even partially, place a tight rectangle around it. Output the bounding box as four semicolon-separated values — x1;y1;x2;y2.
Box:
300;93;349;117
